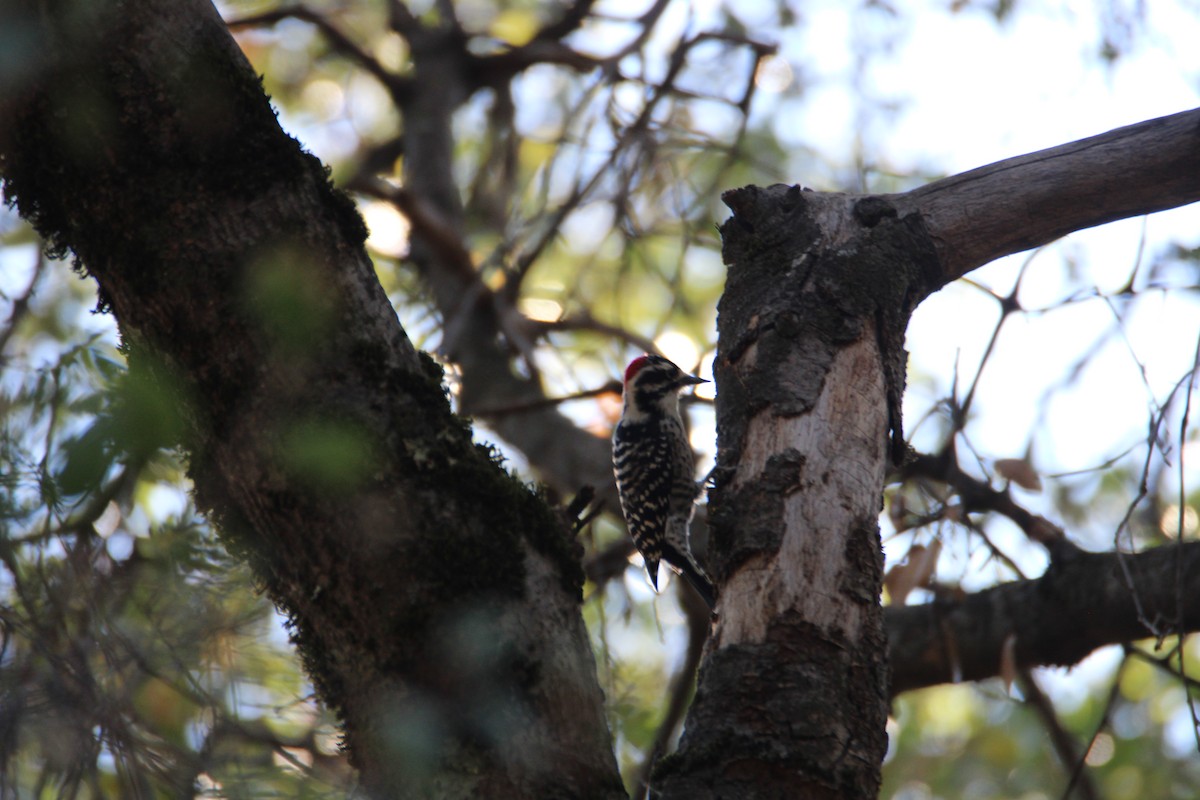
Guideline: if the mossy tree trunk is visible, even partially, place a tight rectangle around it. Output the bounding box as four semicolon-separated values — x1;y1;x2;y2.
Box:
0;1;623;797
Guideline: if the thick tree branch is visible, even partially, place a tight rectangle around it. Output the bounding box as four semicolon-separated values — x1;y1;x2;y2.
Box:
891;107;1200;287
686;115;1200;789
887;542;1200;696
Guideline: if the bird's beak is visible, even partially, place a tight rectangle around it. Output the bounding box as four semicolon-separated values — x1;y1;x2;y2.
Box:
681;375;708;387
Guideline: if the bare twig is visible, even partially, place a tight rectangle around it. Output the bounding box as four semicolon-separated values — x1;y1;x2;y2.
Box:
1062;656;1127;800
470;379;621;418
386;0;420;35
1018;668;1099;800
1174;328;1200;748
899;450;1078;557
349;177;477;285
1111;369;1198;638
0;251;45;359
535;313;660;355
955;249;1035;424
226;7;412;102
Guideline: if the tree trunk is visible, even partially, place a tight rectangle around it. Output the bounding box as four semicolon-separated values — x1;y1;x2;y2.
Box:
656;109;1200;796
0;1;623;797
655;186;935;798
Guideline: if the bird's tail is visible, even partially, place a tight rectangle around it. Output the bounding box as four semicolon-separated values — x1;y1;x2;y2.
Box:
678;561;717;611
662;542;717;611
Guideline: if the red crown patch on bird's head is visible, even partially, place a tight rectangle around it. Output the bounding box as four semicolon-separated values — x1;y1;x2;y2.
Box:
624;355;655;385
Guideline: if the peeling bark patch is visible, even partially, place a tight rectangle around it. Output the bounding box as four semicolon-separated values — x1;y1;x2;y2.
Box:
839;520;884;605
760;332;833;417
842;208;939;458
852;196;898;228
710;448;805;578
718;185;824;374
716;184;932;454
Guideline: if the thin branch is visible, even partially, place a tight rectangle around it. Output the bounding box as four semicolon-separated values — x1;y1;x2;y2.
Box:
535;312;660;355
471;0;673;84
1018;668;1099;800
955;250;1034;424
1062;656;1127;800
476;39;604;78
387;0;420;36
1112;370;1197;638
226;7;412;102
963;517;1028;580
535;0;599;42
1127;645;1200;694
0;250;45;359
349;177;477;285
433;0;460;32
899;450;1078;557
1174;328;1200;747
508;30;772;289
470;380;620;418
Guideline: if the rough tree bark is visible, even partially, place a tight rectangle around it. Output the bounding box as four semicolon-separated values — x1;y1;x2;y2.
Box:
659;108;1200;799
0;1;623;797
656;185;932;799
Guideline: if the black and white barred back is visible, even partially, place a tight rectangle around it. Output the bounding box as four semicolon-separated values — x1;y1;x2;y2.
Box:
612;354;717;610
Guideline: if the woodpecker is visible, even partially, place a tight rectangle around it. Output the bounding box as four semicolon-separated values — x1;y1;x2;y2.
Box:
612;354;717;610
